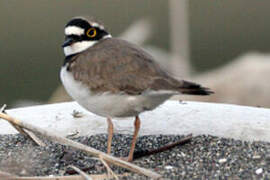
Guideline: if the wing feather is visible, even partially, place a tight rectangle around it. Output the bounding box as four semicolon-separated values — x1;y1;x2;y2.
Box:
69;38;212;95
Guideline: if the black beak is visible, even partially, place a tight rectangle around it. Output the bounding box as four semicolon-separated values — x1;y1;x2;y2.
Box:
62;37;74;47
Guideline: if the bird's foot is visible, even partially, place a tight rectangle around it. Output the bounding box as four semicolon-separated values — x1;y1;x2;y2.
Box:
120;156;133;162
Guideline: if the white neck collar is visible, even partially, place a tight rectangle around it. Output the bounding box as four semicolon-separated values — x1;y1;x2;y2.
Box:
63;34;112;56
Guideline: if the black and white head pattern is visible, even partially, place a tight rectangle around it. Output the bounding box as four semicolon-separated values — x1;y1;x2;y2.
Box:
63;17;111;56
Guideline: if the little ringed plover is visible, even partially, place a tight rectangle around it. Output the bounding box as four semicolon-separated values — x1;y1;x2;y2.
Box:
60;17;213;162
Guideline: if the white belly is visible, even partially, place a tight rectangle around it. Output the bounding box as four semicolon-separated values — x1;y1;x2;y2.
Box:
60;66;175;118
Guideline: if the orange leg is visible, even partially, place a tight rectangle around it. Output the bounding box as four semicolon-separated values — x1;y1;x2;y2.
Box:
107;118;114;154
126;116;141;162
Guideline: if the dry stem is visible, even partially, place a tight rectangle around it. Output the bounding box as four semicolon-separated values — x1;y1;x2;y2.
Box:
68;165;93;180
0;112;161;179
0;172;125;180
99;155;119;180
134;134;192;160
0;105;45;147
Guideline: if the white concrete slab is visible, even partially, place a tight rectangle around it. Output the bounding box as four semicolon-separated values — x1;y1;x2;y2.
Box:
1;101;270;142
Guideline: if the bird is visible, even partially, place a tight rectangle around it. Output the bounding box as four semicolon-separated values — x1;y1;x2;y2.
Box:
60;17;213;162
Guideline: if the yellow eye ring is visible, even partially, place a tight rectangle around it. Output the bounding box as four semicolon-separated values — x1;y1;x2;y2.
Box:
86;28;97;38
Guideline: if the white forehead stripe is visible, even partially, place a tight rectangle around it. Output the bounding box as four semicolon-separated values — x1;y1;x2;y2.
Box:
65;26;85;36
103;34;112;39
91;22;104;30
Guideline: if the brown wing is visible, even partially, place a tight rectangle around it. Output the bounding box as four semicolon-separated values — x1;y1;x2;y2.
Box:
69;38;212;95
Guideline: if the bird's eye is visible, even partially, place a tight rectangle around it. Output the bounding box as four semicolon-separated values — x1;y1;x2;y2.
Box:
86;28;97;38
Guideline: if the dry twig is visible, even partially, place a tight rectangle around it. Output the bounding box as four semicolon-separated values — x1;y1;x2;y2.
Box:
99;155;119;180
134;134;192;160
0;169;127;180
0;104;7;113
2;173;125;180
68;165;93;180
0;170;16;180
65;165;94;175
0;105;45;147
23;129;46;146
0;112;161;179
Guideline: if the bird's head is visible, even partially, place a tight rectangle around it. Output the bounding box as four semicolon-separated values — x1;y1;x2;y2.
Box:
62;17;111;56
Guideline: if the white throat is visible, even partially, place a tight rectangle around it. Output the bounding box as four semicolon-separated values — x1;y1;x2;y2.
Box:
63;34;112;56
64;41;96;56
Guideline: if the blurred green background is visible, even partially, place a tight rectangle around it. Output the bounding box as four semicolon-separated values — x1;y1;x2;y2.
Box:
1;0;270;106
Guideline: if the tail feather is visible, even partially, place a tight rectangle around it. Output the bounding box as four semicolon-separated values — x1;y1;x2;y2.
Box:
179;80;213;95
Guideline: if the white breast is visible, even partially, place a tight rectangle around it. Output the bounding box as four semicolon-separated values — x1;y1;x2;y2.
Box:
60;65;175;118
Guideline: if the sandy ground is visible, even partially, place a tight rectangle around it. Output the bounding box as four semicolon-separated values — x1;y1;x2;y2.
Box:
0;134;269;179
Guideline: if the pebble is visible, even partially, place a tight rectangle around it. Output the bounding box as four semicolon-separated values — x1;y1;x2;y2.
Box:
256;168;263;175
164;165;174;170
218;158;227;164
252;155;261;159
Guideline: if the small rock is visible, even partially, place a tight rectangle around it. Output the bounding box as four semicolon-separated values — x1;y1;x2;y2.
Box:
165;165;174;170
218;158;227;164
20;169;27;175
252;155;261;159
255;168;263;175
71;110;84;118
66;130;80;138
181;152;186;157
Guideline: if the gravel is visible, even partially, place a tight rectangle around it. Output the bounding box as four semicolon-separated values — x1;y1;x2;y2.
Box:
0;134;269;179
